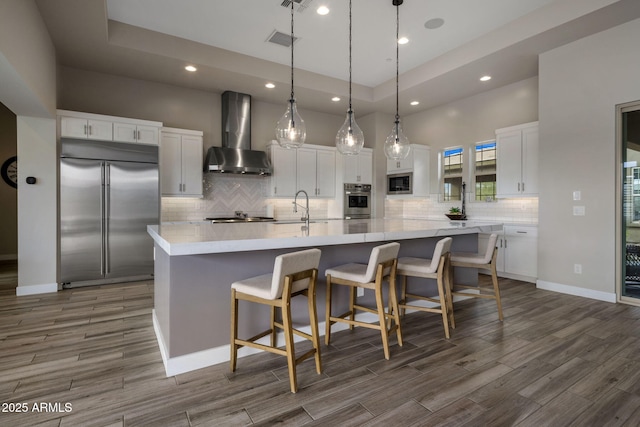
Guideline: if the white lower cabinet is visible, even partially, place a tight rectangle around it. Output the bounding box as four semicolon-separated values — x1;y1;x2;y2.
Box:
479;225;537;282
160;128;203;197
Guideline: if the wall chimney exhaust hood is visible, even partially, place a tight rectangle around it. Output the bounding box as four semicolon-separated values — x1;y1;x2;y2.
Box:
205;91;272;175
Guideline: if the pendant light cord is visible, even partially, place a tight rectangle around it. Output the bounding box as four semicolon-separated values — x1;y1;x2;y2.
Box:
348;0;353;114
290;1;295;102
395;2;400;123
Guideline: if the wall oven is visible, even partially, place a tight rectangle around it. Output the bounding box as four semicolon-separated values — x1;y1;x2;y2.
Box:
387;172;413;195
344;183;371;219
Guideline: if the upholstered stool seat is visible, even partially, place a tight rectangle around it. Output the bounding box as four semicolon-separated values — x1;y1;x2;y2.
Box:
230;248;322;393
450;233;503;321
325;242;402;360
396;237;453;338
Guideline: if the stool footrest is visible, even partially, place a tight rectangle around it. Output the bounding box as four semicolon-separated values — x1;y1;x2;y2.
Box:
234;339;288;356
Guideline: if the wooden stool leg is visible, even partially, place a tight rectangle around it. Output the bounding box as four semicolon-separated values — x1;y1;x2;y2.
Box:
230;289;238;372
375;281;390;360
444;258;455;329
388;275;403;347
270;305;277;348
436;273;450;339
282;296;297;393
400;275;407;317
325;274;332;345
307;276;322;374
349;286;356;330
491;264;504;321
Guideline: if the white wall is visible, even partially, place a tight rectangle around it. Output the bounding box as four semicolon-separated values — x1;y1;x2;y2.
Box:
538;18;640;301
0;0;58;294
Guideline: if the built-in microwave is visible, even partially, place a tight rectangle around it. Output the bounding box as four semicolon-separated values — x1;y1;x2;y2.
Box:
387;172;412;195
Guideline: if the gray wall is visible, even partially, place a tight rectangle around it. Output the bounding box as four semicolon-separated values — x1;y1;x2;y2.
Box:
402;77;539;195
59;67;344;153
0;103;17;259
538;17;640;298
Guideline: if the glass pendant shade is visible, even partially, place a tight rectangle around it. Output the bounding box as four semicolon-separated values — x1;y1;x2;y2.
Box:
384;119;410;160
336;110;364;155
275;99;306;149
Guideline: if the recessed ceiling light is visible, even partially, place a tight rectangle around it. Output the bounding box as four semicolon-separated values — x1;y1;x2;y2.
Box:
317;5;329;15
265;83;275;89
410;101;420;106
424;18;445;30
398;37;409;45
331;97;341;102
185;65;197;72
480;75;492;82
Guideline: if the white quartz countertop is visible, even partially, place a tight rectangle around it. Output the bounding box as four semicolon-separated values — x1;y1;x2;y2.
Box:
148;219;503;256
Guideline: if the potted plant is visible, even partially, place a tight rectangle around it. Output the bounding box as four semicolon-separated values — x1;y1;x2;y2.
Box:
445;206;466;220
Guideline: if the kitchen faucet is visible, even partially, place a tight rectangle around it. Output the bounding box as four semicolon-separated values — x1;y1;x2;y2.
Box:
293;190;310;229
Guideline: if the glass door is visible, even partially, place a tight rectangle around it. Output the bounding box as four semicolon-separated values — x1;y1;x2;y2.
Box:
619;101;640;302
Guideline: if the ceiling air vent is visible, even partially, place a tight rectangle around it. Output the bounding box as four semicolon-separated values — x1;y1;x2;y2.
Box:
267;29;298;47
280;0;313;13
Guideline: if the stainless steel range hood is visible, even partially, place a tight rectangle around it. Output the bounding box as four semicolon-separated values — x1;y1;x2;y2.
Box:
205;91;272;175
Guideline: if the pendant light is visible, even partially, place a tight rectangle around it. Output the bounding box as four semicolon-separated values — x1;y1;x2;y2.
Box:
384;0;410;160
335;0;364;155
275;0;306;149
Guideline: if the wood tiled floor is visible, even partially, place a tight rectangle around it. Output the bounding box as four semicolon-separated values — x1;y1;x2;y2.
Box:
2;260;640;426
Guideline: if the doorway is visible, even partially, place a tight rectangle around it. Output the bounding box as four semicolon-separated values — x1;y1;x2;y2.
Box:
618;101;640;303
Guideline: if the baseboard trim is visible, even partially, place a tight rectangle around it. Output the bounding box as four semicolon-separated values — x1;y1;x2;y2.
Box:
536;280;616;303
153;310;385;377
16;282;58;296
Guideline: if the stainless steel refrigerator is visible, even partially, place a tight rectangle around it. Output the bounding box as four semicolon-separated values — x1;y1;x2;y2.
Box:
60;139;159;288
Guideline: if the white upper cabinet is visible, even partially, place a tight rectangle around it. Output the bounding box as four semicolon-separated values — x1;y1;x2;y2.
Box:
160;127;203;197
268;143;297;197
343;148;373;184
60;116;113;141
269;143;337;198
496;121;538;197
58;110;161;145
114;122;160;145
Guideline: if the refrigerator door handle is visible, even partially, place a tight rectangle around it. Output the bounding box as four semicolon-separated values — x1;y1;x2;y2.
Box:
100;163;106;276
105;162;111;274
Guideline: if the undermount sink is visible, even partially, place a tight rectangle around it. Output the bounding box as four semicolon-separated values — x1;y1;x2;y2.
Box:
206;216;275;223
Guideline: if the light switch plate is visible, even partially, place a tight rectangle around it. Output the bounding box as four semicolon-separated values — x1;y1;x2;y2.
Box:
573;206;586;216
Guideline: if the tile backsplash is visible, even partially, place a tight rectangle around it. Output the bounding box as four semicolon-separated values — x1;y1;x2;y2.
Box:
385;196;538;224
161;174;336;222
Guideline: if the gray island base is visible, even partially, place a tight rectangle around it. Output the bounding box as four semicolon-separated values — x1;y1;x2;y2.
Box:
148;219;503;376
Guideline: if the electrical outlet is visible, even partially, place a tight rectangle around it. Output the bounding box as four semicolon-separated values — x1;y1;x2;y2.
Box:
357;287;364;297
573;190;581;201
574;264;582;274
573;206;586;216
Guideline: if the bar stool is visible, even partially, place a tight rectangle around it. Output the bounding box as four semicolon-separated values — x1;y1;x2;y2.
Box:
230;248;322;393
450;233;503;321
396;237;454;339
325;242;402;360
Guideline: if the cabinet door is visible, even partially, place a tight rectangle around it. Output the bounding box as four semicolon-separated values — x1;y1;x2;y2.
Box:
136;125;159;145
60;117;89;139
496;129;523;197
387;150;413;173
316;149;335;197
343;155;359;183
269;145;297;197
160;133;182;196
504;235;537;277
521;126;539;195
88;120;113;141
113;122;138;143
180;135;203;197
358;151;373;184
296;148;317;195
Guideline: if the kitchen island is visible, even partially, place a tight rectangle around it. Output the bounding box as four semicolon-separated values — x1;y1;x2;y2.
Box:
148;219;502;376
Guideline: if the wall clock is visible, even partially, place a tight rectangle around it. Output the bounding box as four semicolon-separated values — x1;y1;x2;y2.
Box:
1;156;17;189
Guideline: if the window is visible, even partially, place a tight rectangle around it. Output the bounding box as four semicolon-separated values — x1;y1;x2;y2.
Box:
443;147;463;201
474;141;496;201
